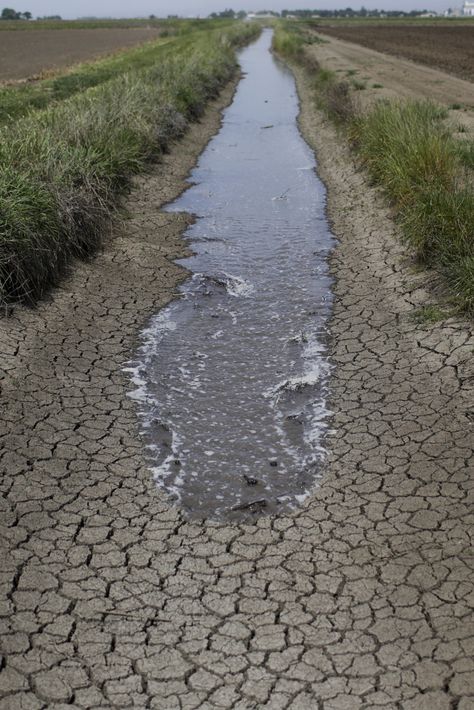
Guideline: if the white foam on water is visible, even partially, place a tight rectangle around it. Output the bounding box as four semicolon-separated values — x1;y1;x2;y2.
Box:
222;273;255;297
124;29;335;519
151;429;186;503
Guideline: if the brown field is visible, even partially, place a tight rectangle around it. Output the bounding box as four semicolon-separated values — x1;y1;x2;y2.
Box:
0;27;162;81
317;24;474;82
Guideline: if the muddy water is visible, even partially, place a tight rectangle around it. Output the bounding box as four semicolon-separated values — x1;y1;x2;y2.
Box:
128;29;335;521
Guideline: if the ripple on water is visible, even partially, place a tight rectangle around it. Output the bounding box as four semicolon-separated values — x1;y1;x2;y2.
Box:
126;29;335;521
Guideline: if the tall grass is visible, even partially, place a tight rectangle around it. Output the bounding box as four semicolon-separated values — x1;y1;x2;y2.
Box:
0;20;239;123
273;21;474;312
0;22;260;305
351;101;474;309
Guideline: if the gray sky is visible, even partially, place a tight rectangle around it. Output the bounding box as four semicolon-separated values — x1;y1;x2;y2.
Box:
21;1;451;20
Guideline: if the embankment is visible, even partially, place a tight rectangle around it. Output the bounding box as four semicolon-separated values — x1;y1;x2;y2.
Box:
274;23;474;313
0;22;259;306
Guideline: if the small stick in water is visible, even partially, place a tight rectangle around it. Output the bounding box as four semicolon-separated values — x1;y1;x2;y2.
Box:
231;499;267;512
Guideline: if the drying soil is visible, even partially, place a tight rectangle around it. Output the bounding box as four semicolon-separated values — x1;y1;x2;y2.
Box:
0;28;163;81
317;24;474;83
0;59;474;708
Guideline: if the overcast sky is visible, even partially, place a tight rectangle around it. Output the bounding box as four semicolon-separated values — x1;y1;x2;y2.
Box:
21;1;452;20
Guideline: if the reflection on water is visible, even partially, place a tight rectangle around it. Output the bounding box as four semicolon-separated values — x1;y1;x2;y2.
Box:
127;29;335;521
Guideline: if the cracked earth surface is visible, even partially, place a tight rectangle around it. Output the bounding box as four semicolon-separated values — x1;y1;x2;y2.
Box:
1;64;474;709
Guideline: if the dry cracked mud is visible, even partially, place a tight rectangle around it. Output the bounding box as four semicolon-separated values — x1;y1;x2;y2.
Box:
0;64;474;709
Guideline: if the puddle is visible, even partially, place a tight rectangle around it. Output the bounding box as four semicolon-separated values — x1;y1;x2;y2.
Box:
127;29;335;521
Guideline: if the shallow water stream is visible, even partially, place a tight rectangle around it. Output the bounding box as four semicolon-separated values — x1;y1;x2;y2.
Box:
128;29;335;521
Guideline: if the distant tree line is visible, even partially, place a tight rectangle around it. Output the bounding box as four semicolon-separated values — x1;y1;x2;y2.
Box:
280;7;435;17
206;8;435;19
1;7;31;19
209;8;247;19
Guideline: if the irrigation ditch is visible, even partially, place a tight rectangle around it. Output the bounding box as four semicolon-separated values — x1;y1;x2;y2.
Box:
0;22;473;709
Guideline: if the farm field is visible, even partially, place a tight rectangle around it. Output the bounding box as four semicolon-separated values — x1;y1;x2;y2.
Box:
0;27;164;81
316;23;474;82
305;29;474;117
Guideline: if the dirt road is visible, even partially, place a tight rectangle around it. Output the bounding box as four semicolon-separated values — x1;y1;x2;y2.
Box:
0;28;162;81
0;65;473;708
309;33;474;130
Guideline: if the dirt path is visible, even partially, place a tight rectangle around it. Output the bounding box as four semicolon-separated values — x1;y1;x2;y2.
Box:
0;65;474;708
0;28;162;81
309;33;474;131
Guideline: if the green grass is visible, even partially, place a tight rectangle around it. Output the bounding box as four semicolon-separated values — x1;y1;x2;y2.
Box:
411;305;448;324
353;102;474;311
457;141;474;170
273;21;474;313
0;21;260;305
0;19;239;124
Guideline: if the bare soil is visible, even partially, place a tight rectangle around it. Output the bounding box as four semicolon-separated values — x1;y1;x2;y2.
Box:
308;32;474;133
317;24;474;82
0;28;162;81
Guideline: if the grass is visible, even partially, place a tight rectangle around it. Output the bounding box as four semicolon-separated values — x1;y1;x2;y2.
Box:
351;78;367;90
457;141;474;170
0;21;260;305
351;102;474;310
411;305;448;324
273;21;474;313
0;19;239;124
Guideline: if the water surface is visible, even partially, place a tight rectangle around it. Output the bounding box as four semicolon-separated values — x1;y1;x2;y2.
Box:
128;30;335;521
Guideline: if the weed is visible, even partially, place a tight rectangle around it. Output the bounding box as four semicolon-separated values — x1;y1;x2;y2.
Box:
0;19;241;124
273;19;474;312
457;141;474;170
411;305;447;324
0;22;260;305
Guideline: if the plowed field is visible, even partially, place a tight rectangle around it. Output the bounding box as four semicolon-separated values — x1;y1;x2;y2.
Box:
0;27;162;81
317;24;474;82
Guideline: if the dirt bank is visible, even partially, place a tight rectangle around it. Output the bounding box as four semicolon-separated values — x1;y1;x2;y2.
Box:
0;60;473;709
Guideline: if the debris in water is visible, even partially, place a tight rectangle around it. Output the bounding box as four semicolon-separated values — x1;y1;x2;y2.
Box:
261;124;274;129
243;475;259;486
286;414;303;424
269;460;278;467
272;188;290;201
287;332;308;344
232;499;267;512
